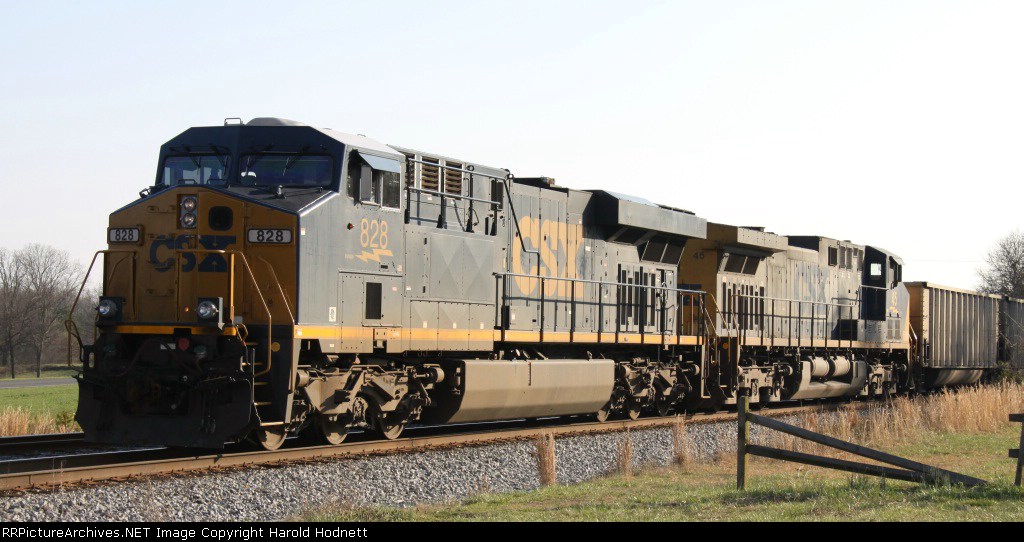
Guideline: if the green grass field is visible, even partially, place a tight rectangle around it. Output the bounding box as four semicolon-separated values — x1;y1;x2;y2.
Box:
0;384;79;435
304;423;1024;522
0;384;78;418
7;365;78;380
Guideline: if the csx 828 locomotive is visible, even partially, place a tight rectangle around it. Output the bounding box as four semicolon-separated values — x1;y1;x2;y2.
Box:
69;118;1024;449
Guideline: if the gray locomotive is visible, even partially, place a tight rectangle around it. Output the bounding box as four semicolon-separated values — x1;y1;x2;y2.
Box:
70;118;1024;449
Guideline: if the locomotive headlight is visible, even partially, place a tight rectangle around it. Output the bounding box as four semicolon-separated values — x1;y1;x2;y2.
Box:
197;300;219;320
95;297;123;325
97;299;118;317
181;196;198;212
180;212;197;228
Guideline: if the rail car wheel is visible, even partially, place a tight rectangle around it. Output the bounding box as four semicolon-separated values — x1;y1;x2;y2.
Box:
257;426;287;451
317;414;349;445
370;405;406;440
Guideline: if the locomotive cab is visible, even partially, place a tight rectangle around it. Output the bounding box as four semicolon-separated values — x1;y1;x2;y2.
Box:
74;118;366;448
862;246;902;321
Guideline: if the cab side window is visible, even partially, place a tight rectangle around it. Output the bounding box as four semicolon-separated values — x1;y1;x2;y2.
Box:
380;170;400;208
347;151;401;209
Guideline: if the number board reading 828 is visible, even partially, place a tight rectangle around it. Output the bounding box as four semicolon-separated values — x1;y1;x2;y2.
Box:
108;227;141;244
247;229;293;244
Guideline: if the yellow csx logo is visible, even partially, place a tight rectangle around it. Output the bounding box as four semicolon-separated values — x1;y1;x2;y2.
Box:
356;219;393;263
511;216;584;298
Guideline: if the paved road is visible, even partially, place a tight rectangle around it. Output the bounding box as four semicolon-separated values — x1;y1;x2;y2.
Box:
0;377;76;389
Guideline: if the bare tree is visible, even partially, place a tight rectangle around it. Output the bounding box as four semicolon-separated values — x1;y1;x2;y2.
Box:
69;284;101;365
0;249;30;378
979;230;1024;298
19;245;83;377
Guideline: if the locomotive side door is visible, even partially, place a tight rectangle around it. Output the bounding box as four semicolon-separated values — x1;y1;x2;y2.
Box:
337;149;406;353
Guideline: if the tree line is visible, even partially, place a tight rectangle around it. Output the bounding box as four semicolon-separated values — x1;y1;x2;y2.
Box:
0;245;95;378
979;230;1024;298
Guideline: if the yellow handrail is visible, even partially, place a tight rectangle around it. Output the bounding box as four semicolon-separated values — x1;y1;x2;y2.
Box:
255;254;295;324
64;246;289;383
65;249;137;366
175;249;283;378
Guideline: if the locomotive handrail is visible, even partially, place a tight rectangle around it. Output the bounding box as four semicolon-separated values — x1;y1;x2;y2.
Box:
405;158;505;231
253;254;296;325
65;249;137;367
729;293;857;308
495;271;708;342
407;186;500;207
495;271;706;294
723;292;860;349
174;249;276;378
722;290;908;351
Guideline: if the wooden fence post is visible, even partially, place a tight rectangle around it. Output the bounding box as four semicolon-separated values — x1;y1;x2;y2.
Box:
737;395;749;490
1010;413;1024;486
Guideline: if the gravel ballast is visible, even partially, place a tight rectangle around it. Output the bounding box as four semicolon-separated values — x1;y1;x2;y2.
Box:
0;414;815;521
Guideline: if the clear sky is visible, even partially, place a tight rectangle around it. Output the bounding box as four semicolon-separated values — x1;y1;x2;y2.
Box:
0;0;1020;289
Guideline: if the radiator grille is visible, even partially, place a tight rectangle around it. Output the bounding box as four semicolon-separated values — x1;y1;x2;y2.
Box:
421;157;440;191
444;161;463;195
402;152;416;187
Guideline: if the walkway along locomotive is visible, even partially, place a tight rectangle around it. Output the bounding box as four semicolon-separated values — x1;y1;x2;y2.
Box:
66;118;1024;450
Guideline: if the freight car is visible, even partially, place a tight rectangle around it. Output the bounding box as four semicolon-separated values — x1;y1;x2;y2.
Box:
65;118;1023;450
1000;295;1024;370
906;282;998;388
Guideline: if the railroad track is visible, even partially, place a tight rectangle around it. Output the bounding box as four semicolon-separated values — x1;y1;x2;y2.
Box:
0;402;870;493
0;433;85;454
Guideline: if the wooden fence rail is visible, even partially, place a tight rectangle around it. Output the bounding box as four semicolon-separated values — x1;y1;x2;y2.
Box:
737;396;986;490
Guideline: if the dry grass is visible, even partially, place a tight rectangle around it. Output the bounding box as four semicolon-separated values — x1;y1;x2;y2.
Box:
758;382;1024;458
616;431;634;478
0;406;77;436
0;383;79;436
672;417;691;466
535;432;557;487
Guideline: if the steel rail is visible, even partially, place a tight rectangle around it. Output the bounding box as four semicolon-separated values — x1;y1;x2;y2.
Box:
0;402;870;493
0;433;85;453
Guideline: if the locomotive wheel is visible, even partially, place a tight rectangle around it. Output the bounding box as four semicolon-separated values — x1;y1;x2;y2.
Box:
627;400;642;421
317;414;349;445
257;426;287;451
371;405;406;440
655;397;674;417
595;401;613;422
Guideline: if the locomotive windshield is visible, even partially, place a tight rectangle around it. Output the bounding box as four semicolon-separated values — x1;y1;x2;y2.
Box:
238;153;333;187
162;154;230;186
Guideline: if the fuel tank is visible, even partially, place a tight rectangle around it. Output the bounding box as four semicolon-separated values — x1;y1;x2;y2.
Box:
427;359;615;424
787;358;868;400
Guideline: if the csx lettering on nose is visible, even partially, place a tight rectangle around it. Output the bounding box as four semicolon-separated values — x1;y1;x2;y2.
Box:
149;234;236;272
